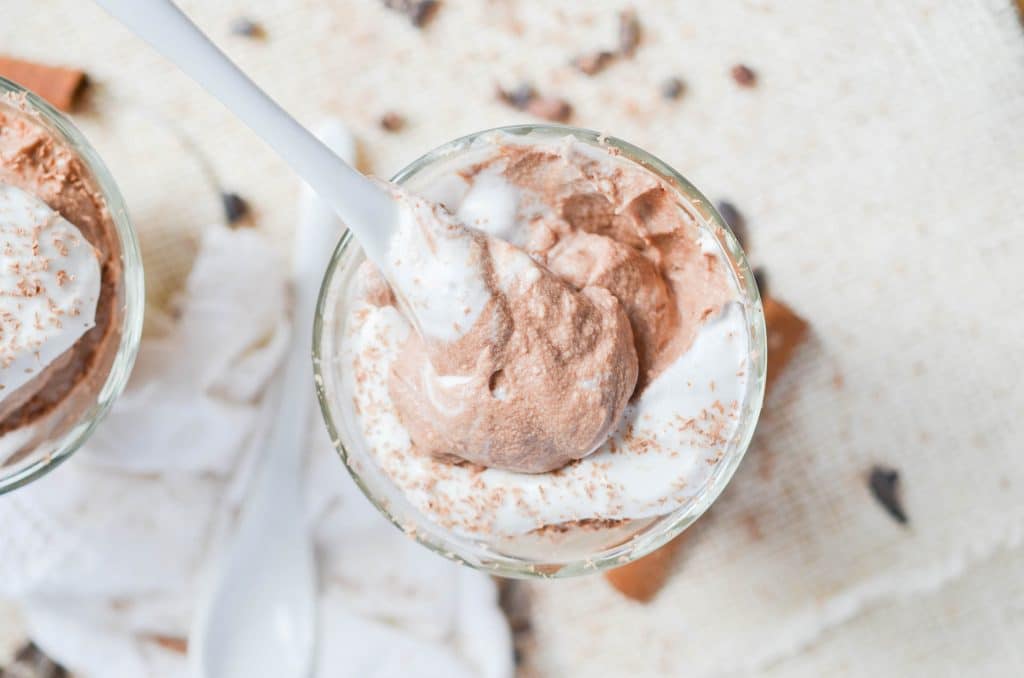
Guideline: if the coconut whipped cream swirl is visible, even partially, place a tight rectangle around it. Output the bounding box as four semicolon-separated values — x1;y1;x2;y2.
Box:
0;183;101;399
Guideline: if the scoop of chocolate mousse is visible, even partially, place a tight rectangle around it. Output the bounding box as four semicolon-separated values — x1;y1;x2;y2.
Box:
386;236;639;474
547;231;679;391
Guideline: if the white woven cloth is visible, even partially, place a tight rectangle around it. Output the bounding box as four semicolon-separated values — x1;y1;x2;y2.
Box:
518;3;1024;677
0;219;511;678
2;1;1023;676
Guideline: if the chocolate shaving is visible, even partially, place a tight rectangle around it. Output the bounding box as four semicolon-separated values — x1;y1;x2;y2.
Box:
382;0;439;28
497;83;572;123
605;532;689;602
379;111;406;132
763;296;808;389
618;9;642;57
0;56;88;112
229;17;266;39
221;192;251;225
660;77;685;100
572;51;616;76
731;64;757;88
148;635;188;654
868;466;908;525
716;200;747;249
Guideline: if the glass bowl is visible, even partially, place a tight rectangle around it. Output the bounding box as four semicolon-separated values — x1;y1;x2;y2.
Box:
0;77;144;494
313;124;766;578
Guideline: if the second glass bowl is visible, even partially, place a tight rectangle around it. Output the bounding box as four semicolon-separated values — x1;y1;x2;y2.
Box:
0;78;144;494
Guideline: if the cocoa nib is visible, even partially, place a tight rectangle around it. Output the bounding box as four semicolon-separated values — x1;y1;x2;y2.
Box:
10;642;69;677
379;111;406;132
221;192;251;225
731;64;757;87
572;50;616;76
660;77;685;100
618;8;642;57
716;200;747;249
497;83;572;123
752;267;768;295
229;17;266;39
382;0;439;27
571;9;639;76
868;466;908;525
497;83;536;110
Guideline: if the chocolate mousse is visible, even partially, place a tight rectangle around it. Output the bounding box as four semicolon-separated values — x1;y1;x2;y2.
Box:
383;190;639;474
334;131;754;547
0;94;123;462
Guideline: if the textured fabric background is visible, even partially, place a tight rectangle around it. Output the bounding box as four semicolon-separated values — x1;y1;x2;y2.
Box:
2;1;1023;676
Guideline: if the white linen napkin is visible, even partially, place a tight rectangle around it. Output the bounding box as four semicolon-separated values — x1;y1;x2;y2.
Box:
0;197;512;677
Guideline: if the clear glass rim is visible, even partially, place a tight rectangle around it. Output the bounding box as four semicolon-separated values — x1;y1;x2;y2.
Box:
313;123;767;578
0;77;145;494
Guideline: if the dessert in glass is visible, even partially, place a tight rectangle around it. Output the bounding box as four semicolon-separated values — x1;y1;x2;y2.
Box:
314;125;765;577
0;78;143;493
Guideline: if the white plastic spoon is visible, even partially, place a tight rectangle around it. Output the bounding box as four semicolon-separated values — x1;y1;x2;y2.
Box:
183;121;353;678
93;0;396;265
89;1;371;676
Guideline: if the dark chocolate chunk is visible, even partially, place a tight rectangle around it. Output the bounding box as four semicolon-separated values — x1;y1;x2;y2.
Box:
382;0;439;28
229;17;266;39
731;64;757;87
868;466;908;525
221;192;250;225
379;112;406;132
716;200;747;249
618;8;642;57
660;77;685;100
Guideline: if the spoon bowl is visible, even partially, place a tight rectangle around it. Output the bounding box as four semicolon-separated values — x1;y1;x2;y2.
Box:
185;121;353;678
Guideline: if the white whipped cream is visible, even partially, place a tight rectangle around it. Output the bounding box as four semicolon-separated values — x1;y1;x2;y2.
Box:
0;183;101;399
454;169;527;246
384;194;492;342
342;296;749;537
379;143;563;344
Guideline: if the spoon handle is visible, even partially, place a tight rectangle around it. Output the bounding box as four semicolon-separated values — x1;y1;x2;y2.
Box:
95;0;395;260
